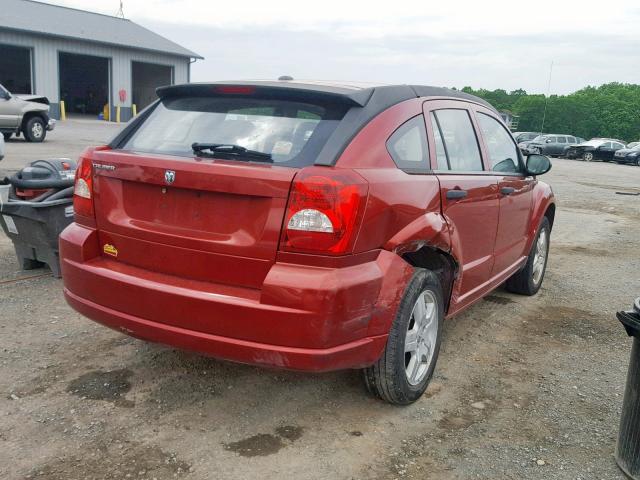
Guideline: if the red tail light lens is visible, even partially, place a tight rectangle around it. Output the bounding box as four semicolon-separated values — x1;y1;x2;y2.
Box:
282;168;368;255
73;156;94;220
214;85;256;95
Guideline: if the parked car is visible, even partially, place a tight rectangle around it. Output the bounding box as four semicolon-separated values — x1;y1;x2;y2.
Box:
565;138;626;161
614;143;640;166
60;81;555;405
0;83;55;142
522;134;585;157
0;132;4;161
627;141;639;149
512;131;539;143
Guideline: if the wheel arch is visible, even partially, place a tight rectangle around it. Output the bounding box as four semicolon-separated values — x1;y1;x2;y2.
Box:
401;246;458;315
544;202;556;230
20;111;46;131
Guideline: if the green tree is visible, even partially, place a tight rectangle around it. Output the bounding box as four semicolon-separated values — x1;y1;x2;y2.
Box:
457;83;640;142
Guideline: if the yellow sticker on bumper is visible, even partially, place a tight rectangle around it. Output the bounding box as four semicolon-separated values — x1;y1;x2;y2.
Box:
103;244;118;257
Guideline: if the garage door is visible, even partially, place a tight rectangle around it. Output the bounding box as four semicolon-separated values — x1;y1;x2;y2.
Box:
0;44;32;94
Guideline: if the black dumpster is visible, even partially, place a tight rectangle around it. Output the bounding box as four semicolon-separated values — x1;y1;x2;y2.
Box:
0;159;76;278
616;297;640;480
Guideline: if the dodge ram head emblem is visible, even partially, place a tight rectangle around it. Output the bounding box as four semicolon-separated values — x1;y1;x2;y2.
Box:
164;170;176;184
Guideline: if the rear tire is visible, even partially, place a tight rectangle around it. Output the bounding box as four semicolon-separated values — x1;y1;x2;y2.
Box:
636;158;640;167
23;116;46;143
505;217;551;296
583;152;594;162
363;269;444;405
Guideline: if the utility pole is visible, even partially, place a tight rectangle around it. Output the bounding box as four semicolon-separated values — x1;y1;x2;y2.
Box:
539;61;554;136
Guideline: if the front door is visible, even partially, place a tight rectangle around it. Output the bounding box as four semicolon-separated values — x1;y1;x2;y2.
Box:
424;101;500;309
473;108;534;277
596;142;617;161
0;85;20;129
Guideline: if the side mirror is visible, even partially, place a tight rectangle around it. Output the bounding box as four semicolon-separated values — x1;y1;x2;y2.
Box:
0;91;9;100
525;154;551;176
546;139;553;143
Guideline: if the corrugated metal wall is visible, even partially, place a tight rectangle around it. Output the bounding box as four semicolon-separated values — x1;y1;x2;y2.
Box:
0;30;190;120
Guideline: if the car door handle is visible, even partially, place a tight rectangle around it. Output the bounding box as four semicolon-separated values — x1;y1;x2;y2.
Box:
446;189;468;200
500;187;516;196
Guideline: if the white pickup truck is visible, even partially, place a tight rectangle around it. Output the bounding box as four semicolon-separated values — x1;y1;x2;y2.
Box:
0;83;55;142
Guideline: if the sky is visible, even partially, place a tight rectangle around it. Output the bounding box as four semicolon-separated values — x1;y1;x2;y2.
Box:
47;0;640;95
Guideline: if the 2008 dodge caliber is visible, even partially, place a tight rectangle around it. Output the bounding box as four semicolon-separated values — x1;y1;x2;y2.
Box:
60;81;555;404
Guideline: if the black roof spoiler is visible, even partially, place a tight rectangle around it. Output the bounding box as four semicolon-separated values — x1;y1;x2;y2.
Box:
156;82;374;107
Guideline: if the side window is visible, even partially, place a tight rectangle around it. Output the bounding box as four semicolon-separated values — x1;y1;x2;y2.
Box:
386;115;429;171
601;142;612;149
432;109;483;171
568;136;576;143
547;136;557;143
557;137;567;143
476;112;521;173
613;142;624;150
430;113;449;170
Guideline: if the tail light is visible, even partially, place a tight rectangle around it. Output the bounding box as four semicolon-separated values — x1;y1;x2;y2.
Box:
282;168;368;255
73;156;94;220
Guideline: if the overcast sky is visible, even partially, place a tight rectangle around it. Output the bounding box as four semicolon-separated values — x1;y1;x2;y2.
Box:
48;0;639;95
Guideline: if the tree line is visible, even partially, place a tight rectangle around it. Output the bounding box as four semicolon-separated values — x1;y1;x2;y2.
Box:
458;83;640;143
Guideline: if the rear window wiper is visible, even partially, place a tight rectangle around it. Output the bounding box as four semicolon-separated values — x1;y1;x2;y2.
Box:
192;143;273;162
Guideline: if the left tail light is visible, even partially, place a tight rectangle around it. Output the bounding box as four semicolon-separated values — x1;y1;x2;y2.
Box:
73;156;94;220
281;167;368;255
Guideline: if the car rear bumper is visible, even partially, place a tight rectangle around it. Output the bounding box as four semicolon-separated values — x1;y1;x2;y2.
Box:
60;223;413;371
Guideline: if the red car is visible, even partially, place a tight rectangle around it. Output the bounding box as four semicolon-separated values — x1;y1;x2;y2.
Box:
60;81;555;404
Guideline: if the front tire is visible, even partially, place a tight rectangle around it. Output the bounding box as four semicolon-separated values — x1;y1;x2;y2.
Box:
583;152;594;162
363;269;444;405
23;116;46;142
2;132;11;141
636;158;640;167
505;217;551;295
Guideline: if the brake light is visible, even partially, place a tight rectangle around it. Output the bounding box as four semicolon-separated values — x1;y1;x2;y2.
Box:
282;168;368;255
214;85;256;95
73;156;94;219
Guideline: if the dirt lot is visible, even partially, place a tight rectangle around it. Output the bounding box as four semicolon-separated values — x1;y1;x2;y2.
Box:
1;121;639;479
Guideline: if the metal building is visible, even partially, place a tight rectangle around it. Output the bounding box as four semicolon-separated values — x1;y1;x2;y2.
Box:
0;0;202;121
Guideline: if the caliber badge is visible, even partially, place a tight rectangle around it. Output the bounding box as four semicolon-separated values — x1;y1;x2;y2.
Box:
103;243;118;257
165;170;176;184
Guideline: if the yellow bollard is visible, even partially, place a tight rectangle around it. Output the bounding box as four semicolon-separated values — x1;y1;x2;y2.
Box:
60;100;66;121
132;104;137;117
116;105;121;123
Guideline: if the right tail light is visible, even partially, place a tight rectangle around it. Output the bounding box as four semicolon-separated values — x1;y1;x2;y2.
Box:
281;167;369;255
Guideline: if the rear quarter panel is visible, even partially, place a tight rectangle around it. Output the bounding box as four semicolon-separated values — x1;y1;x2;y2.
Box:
335;98;449;255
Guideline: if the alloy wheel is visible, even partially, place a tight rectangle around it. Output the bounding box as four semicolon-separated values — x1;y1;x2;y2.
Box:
404;290;438;386
32;122;43;139
532;228;548;286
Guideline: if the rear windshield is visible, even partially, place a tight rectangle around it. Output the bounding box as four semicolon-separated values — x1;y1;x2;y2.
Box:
121;96;348;167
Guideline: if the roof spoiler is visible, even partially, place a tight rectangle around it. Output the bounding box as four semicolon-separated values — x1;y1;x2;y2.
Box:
156;83;374;107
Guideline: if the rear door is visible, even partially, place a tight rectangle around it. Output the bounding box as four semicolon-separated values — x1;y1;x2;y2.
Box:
474;109;533;277
424;101;499;306
93;91;349;288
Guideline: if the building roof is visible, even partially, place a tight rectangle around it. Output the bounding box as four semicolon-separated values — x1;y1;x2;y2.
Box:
0;0;202;59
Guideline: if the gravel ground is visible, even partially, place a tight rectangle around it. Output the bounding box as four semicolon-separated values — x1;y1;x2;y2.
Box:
1;121;639;479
